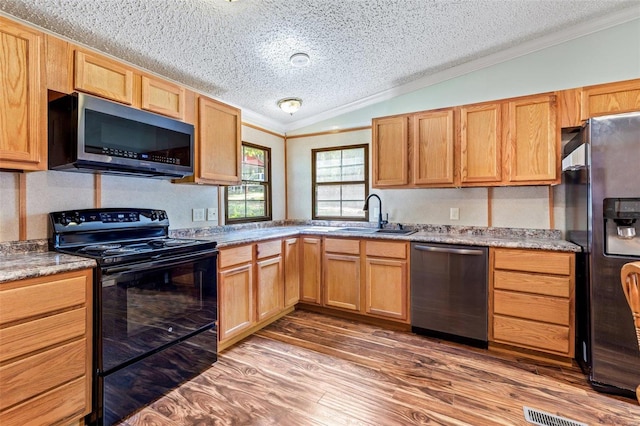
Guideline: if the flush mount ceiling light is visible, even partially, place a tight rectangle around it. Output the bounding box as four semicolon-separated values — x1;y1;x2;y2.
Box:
277;97;302;115
289;52;310;68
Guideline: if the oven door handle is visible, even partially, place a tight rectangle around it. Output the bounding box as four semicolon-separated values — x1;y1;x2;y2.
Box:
101;250;217;276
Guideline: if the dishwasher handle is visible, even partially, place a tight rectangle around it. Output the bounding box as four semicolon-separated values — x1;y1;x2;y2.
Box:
413;245;485;256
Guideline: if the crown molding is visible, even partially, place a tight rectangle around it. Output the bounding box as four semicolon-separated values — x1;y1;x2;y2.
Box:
283;8;640;133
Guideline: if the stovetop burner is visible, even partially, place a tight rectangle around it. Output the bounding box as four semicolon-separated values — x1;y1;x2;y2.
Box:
81;244;122;253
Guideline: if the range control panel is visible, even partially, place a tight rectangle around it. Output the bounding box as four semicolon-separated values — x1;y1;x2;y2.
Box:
50;208;168;228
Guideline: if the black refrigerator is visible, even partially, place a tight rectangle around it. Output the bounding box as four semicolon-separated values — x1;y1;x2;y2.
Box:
564;111;640;396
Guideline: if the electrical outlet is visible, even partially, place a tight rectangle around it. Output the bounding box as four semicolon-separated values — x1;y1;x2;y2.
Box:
192;208;205;222
450;207;460;221
207;207;218;222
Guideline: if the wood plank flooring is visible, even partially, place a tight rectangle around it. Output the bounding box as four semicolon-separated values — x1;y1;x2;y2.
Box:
117;309;640;426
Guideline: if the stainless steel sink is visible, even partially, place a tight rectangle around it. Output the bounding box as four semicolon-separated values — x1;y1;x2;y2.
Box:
330;227;415;235
375;229;416;235
332;227;377;233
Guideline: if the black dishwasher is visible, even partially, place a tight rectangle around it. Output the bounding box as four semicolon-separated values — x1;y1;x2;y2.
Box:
410;242;488;347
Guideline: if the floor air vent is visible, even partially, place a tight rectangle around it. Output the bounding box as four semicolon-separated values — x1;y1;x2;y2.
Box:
523;406;588;426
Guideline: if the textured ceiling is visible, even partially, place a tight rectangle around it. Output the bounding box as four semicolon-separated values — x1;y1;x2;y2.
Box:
2;0;639;132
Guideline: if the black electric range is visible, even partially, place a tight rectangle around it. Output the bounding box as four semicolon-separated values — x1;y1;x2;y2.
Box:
49;208;218;426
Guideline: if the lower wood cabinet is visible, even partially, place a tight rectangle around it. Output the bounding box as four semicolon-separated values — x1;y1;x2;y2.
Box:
324;239;361;311
0;269;92;426
256;241;284;322
218;259;254;342
300;237;322;305
300;236;410;324
283;238;301;307
218;239;295;351
365;241;409;321
489;248;575;358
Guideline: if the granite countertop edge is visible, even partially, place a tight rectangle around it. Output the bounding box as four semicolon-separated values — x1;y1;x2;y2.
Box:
0;225;581;283
203;226;581;252
0;252;96;284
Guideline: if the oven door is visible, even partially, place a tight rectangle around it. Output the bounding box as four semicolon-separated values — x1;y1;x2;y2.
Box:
98;250;217;374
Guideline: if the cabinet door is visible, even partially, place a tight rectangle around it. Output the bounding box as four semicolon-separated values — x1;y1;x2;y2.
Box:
324;253;360;311
372;115;408;187
218;263;254;341
460;103;502;184
197;96;241;184
412;109;455;186
283;238;300;307
141;76;186;120
300;237;322;304
365;257;408;320
74;50;134;105
0;18;46;171
504;95;558;183
256;256;283;322
581;78;640;120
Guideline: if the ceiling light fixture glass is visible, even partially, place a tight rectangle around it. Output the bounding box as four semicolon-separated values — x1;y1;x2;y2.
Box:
289;52;310;68
277;97;303;115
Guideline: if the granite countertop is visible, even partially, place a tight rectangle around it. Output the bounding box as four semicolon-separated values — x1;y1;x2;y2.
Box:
191;225;581;252
0;251;96;284
0;224;580;283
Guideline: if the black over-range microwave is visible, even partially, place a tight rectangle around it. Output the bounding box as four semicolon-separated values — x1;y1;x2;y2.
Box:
48;92;194;179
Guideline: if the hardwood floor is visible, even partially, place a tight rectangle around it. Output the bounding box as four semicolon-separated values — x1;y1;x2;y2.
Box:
118;309;640;426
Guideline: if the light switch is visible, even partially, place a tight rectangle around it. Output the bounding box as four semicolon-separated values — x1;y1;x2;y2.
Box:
450;207;460;221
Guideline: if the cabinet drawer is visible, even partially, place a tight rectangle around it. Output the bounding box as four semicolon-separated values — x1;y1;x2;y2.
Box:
0;274;86;325
494;270;570;298
219;245;253;269
0;338;86;410
0;308;86;363
493;315;570;355
256;240;282;259
365;241;407;259
494;290;570;325
324;238;360;255
0;375;86;426
493;249;572;276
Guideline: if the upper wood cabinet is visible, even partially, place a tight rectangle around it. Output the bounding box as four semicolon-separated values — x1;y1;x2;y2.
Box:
372;115;409;187
0;17;47;171
141;75;186;120
373;94;559;188
44;37;196;123
459;102;502;185
504;94;558;184
581;78;640;121
412;109;455;186
74;50;134;105
557;88;582;128
177;96;241;185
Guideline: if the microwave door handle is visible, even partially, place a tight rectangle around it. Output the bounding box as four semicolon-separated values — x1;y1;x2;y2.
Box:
102;250;216;276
